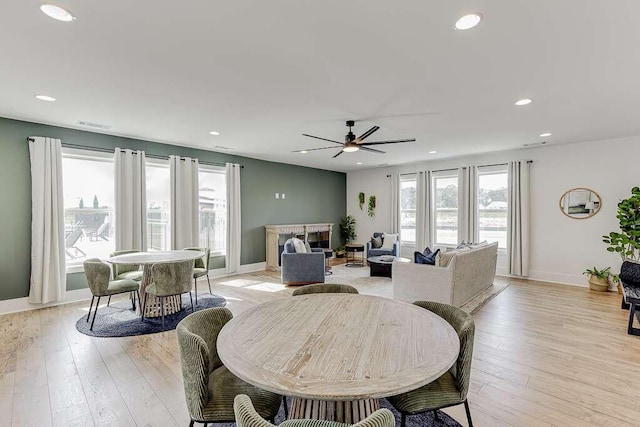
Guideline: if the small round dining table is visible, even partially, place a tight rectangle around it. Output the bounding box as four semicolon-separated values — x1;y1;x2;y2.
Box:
108;250;203;318
217;293;460;423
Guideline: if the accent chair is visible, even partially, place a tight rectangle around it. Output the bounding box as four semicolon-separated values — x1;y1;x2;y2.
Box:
291;283;359;296
109;249;144;282
83;258;140;331
177;308;283;427
365;232;400;258
142;259;194;330
386;301;475;427
234;394;395;427
281;238;325;285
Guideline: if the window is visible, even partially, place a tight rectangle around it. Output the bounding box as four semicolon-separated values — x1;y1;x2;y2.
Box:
433;173;458;246
62;150;115;267
400;175;417;244
199;167;226;252
477;167;508;249
146;160;171;251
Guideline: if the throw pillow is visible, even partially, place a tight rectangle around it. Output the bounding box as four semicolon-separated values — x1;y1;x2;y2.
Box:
292;237;307;253
381;233;398;250
415;248;440;265
371;236;383;249
423;247;433;256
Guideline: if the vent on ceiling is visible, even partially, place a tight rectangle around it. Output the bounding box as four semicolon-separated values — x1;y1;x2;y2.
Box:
77;120;112;130
523;141;547;147
213;145;230;150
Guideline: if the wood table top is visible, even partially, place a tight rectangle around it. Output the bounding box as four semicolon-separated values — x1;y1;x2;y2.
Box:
217;294;460;401
108;250;204;265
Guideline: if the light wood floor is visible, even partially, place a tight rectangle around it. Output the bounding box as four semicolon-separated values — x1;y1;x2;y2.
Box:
0;270;637;426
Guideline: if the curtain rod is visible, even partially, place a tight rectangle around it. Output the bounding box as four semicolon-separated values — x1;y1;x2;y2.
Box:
387;160;533;177
26;138;242;168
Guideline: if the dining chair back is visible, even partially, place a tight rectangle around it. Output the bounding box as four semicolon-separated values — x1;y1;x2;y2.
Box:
142;259;195;330
109;250;142;280
387;300;475;427
183;247;212;302
233;394;395;427
291;283;358;296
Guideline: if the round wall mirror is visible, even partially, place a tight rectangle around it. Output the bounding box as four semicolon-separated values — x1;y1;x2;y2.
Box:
559;188;602;219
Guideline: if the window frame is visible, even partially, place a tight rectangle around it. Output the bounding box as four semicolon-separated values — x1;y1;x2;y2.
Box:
399;173;418;246
476;165;509;251
145;157;171;251
431;170;460;248
198;164;226;257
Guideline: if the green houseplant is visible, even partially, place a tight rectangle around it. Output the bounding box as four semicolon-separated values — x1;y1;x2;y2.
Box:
358;192;365;210
368;196;376;217
339;215;357;244
583;266;612;292
603;186;640;261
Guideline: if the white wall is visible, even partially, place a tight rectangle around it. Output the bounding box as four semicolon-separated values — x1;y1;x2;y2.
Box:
347;135;640;287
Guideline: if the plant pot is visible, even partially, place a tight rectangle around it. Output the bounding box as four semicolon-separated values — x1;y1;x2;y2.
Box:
335;251;345;258
588;275;609;292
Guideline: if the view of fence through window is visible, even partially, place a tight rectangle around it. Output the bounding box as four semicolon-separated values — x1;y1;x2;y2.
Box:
478;171;508;248
62;153;115;265
146;162;170;251
434;175;459;245
400;176;417;243
199;168;226;252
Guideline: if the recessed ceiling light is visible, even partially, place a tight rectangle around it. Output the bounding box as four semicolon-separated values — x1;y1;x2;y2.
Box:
539;132;552;137
356;162;363;165
35;94;56;102
428;150;437;154
455;13;482;30
299;150;308;154
514;98;533;106
40;4;75;22
209;131;220;136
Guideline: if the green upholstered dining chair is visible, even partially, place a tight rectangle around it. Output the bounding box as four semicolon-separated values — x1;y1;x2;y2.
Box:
234;394;395;427
184;247;211;303
109;250;144;282
386;301;475;427
291;283;359;297
83;258;140;331
177;308;283;427
142;259;195;330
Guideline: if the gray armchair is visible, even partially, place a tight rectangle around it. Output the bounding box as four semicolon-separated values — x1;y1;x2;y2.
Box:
281;238;325;285
366;232;400;258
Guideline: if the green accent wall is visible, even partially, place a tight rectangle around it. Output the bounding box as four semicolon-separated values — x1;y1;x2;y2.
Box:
0;117;346;301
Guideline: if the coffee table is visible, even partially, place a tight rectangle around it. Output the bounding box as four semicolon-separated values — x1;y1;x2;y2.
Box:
217;294;459;423
367;255;411;278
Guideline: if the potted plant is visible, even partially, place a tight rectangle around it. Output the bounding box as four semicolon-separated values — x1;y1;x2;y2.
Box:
334;245;346;258
583;266;612;292
339;215;357;243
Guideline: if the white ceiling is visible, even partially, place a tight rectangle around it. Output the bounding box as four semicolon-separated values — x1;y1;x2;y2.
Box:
2;1;640;172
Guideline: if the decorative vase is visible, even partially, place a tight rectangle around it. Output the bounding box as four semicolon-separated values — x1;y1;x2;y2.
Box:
588;275;609;292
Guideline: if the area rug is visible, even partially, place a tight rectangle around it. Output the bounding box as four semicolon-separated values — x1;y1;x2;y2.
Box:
75;293;226;337
216;397;461;426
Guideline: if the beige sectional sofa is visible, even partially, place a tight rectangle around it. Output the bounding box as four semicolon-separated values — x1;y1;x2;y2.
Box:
392;242;498;306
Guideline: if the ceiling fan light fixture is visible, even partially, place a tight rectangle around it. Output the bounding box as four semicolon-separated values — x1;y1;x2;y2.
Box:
343;145;359;153
299;150;308;154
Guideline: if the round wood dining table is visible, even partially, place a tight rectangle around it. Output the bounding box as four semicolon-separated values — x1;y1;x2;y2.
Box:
108;250;203;318
217;294;460;423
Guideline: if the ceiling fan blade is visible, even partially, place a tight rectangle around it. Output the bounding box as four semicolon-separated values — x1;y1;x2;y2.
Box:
332;150;344;158
292;146;340;153
360;146;386;154
355;126;380;142
360;138;416;146
302;134;344;145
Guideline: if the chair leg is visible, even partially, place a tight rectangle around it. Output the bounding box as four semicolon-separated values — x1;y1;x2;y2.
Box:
86;296;95;322
188;420;194;427
141;293;148;321
464;399;473;427
206;274;212;294
90;296;101;331
107;295;111;307
189;292;194;312
136;290;142;312
628;303;640;336
401;413;406;427
193;278;198;304
161;296;165;331
434;410;439;421
130;291;136;310
282;395;289;419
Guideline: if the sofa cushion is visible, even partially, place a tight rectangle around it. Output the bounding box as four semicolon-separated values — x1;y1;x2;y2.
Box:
381;233;398;249
415;248;440;265
371;236;383;249
284;239;296;254
369;248;394;257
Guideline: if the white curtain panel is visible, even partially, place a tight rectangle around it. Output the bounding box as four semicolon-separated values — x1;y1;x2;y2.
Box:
415;170;432;251
114;148;147;251
390;173;401;234
28;137;66;303
458;166;478;244
508;161;531;276
226;163;242;273
170;155;200;249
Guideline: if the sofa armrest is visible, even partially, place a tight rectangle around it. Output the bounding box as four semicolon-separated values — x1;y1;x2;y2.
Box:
392;262;454;304
310;247;324;253
366;241;372;256
281;252;325;285
392;241;401;257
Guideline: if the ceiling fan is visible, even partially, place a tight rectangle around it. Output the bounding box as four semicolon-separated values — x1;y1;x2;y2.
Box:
294;120;416;158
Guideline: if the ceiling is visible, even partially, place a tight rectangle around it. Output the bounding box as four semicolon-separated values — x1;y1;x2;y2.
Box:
2;1;640;172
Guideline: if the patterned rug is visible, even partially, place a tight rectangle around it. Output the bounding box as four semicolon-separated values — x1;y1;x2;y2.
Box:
75;293;226;337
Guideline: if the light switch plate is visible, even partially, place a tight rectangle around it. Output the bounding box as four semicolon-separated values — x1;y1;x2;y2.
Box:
275;193;279;199
282;193;286;199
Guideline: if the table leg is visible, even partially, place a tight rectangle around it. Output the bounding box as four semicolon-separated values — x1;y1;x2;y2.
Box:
289;397;379;423
138;264;183;318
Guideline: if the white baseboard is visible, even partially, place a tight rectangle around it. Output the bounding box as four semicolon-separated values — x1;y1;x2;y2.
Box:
0;262;268;316
0;288;94;316
496;269;616;292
